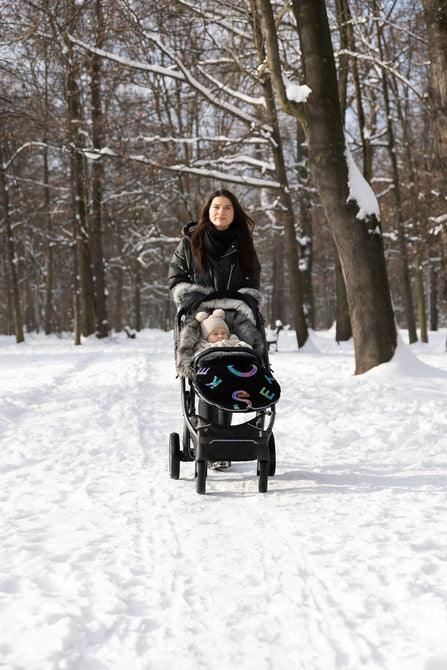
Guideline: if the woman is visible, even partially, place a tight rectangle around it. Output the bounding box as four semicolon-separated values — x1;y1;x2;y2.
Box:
168;189;261;310
168;189;262;470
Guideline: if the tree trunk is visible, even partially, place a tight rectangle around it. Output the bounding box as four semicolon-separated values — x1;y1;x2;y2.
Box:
43;143;54;335
257;0;396;373
134;265;141;332
429;260;439;331
375;10;418;343
422;0;447;185
336;0;373;182
252;3;308;347
335;0;349;120
296;121;315;329
415;251;428;343
333;7;352;342
114;267;123;332
270;229;286;326
73;266;81;346
65;19;96;338
69;155;82;346
335;254;351;342
0;145;25;343
42;51;54;336
335;0;378;344
90;0;109;338
323;265;334;330
6;279;14;336
25;259;37;333
390;67;430;345
421;0;447;346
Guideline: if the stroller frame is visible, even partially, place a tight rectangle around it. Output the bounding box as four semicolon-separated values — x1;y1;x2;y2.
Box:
169;290;277;494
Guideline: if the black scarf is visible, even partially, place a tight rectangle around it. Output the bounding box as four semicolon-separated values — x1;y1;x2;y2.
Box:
203;223;238;260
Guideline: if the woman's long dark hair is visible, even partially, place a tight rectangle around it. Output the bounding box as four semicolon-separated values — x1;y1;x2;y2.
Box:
191;189;257;274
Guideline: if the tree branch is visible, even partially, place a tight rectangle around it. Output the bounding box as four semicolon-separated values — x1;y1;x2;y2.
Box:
255;0;308;128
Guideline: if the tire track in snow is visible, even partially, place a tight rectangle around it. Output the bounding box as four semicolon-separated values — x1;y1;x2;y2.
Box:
2;331;447;669
1;346;171;668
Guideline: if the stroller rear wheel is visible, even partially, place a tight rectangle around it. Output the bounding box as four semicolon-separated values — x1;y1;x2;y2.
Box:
169;433;181;479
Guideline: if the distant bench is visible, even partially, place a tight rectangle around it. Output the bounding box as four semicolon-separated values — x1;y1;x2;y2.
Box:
267;321;283;352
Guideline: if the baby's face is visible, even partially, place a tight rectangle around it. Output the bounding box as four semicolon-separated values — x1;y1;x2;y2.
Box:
207;327;228;343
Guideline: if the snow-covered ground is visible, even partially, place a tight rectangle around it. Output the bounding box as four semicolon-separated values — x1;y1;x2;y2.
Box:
1;327;447;670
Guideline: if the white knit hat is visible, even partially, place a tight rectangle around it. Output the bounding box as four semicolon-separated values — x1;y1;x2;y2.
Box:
196;309;229;339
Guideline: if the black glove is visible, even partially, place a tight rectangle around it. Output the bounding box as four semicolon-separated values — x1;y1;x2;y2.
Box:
180;291;211;313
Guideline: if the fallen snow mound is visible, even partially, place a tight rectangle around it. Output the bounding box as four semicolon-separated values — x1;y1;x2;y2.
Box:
364;334;447;381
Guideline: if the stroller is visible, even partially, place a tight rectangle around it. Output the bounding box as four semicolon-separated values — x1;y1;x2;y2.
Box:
169;290;280;494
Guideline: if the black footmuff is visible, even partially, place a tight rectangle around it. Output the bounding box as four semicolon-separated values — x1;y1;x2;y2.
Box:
193;349;280;412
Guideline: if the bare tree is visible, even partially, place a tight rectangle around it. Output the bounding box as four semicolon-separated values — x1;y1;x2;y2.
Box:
256;0;396;373
251;3;308;346
90;0;109;338
0;140;25;343
421;0;447;344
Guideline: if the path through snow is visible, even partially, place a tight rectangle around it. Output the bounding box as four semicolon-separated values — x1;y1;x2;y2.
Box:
1;329;447;670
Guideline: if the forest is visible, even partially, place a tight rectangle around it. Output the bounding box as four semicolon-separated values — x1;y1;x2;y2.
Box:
1;0;446;373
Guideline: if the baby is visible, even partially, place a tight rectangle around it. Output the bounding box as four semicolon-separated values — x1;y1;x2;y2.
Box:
194;309;252;354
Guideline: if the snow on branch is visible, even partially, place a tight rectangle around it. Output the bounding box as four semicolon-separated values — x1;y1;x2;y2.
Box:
138;236;182;244
67;34;184;80
429;213;447;235
145;33;273;136
430;213;447;224
103;189;146;203
283;76;311;104
345;143;380;222
174;0;249;40
2;142;49;170
197;66;266;108
69;32;272;138
192;153;275;173
78;147;281;190
336;49;424;101
164;163;281;189
255;0;308;125
137;135;270;146
4;174;70;192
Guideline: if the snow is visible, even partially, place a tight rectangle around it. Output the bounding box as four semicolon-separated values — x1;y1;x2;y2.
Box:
364;333;447;380
1;328;447;669
345;143;381;221
284;77;312;104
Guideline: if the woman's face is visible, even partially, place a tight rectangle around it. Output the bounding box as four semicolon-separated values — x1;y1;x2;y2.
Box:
208;196;234;230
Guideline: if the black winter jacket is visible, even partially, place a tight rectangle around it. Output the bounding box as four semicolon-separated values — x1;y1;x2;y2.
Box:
168;222;261;308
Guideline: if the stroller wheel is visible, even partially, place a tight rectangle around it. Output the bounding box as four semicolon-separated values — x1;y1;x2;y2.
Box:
258;460;269;493
169;433;181;480
196;460;207;494
268;434;276;476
